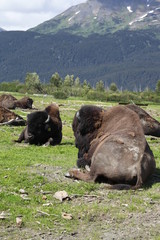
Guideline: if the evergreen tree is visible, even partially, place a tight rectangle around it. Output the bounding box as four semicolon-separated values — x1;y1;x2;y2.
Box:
64;74;74;87
109;82;118;92
96;80;105;92
82;80;88;88
155;80;160;93
25;72;42;93
50;72;62;88
74;77;81;87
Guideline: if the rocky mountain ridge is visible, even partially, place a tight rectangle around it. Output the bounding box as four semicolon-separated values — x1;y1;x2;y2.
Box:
30;0;160;36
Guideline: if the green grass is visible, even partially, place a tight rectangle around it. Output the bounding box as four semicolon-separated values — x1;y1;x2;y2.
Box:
0;93;160;239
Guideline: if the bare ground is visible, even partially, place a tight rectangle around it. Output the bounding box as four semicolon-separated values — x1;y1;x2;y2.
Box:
0;164;160;240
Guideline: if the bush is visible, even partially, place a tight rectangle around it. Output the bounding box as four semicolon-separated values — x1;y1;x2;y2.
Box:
106;91;142;103
0;80;25;93
87;90;107;101
53;90;69;99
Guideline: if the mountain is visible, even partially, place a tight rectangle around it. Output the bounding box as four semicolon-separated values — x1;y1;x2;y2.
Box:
0;29;159;90
30;0;160;36
0;0;160;91
0;27;5;32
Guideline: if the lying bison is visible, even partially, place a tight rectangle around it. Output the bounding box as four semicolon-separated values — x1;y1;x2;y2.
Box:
69;105;156;190
126;104;160;137
16;104;62;145
72;104;160;168
0;106;26;126
0;94;33;109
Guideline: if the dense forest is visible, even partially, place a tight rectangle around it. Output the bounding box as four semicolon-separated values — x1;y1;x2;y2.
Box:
0;29;160;90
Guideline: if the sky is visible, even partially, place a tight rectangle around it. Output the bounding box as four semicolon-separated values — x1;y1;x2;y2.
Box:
0;0;86;31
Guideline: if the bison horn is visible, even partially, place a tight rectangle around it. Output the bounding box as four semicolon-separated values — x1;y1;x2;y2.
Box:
45;115;50;123
76;111;80;120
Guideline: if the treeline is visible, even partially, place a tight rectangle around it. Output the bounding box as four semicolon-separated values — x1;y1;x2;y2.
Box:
0;72;160;103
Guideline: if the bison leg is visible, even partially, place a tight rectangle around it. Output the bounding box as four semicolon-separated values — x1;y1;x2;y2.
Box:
68;169;133;190
50;132;62;146
69;169;93;182
77;156;92;168
15;129;26;143
132;142;156;190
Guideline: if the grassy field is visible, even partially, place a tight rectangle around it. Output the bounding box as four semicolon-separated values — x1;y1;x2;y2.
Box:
0;92;160;240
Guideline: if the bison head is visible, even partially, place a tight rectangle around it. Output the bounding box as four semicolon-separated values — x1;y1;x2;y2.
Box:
14;97;33;109
27;111;51;144
16;104;62;146
72;105;104;167
72;105;103;136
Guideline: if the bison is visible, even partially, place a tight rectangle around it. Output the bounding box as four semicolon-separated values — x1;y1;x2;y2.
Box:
0;94;33;109
0;106;26;126
72;104;160;168
16;104;62;145
126;104;160;137
69;105;156;190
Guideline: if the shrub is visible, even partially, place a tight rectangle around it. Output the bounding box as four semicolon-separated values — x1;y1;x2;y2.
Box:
53;90;69;99
87;90;107;101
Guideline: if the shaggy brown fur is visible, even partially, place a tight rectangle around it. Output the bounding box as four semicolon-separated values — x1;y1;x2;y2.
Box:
14;96;33;109
0;106;26;126
0;94;33;109
0;94;16;109
126;104;160;137
72;104;160;168
69;105;156;189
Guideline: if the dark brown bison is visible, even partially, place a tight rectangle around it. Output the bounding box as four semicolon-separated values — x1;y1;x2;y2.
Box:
69;105;156;190
72;104;160;168
0;106;26;126
0;94;33;109
126;104;160;137
16;104;62;145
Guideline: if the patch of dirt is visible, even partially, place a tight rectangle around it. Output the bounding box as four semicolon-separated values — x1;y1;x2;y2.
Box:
101;205;160;240
1;204;159;240
29;164;71;183
1;165;160;240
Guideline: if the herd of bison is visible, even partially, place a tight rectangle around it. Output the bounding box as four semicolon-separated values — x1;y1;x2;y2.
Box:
1;93;160;190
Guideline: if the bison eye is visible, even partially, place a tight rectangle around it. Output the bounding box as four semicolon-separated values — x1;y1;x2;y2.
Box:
47;127;51;132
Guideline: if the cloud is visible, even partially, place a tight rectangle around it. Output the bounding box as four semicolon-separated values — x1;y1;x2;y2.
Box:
0;11;54;31
0;0;85;30
0;0;46;12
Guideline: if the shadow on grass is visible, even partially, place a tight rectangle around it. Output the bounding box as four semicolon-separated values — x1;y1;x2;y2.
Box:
144;167;160;189
60;142;74;146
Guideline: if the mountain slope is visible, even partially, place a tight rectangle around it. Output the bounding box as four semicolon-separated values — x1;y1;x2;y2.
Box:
0;29;159;90
29;0;160;36
0;27;5;32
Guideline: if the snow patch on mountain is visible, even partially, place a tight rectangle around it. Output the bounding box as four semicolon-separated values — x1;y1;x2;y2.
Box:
75;11;80;15
129;8;158;26
68;10;81;22
30;0;160;36
127;6;133;13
